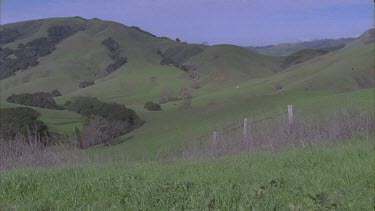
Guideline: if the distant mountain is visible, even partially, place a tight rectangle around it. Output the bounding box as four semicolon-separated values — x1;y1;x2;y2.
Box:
0;17;372;106
346;28;375;48
247;38;355;56
0;17;282;99
0;17;373;152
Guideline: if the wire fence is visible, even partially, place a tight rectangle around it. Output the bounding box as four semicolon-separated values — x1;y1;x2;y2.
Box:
158;105;374;160
222;110;288;135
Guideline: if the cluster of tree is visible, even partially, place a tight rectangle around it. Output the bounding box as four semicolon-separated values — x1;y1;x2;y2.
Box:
66;96;143;148
0;24;85;80
0;107;49;140
50;89;62;97
101;37;128;74
79;80;95;88
65;96;142;125
144;101;161;111
76;117;129;149
0;47;14;58
6;92;63;110
0;28;21;44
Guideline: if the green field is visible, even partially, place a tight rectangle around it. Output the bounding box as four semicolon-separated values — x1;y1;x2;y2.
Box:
1;140;373;210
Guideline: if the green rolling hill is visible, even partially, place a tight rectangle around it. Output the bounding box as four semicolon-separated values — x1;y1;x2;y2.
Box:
1;17;374;210
0;17;374;157
248;37;355;56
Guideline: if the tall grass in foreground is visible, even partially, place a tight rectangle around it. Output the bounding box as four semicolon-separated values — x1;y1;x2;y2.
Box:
161;107;374;160
0;134;89;171
0;140;373;210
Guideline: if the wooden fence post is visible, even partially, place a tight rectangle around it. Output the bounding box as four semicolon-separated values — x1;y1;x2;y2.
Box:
243;118;248;140
213;131;218;144
288;105;294;125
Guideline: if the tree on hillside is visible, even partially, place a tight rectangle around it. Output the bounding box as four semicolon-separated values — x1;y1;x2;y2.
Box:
144;101;161;111
50;89;62;97
176;38;181;42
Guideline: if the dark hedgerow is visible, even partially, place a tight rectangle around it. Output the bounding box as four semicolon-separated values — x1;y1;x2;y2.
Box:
6;92;63;110
65;96;143;125
79;80;95;88
0;107;49;140
144;101;162;111
0;28;21;44
65;97;143;147
50;89;62;97
0;24;85;80
101;37;128;74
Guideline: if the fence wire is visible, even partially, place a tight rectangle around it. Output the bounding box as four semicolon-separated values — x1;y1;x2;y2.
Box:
159;106;374;160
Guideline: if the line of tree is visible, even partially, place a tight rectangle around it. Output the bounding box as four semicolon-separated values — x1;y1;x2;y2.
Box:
6;92;63;110
79;80;95;88
101;37;128;74
0;24;86;80
65;96;143;148
0;28;21;44
0;107;49;141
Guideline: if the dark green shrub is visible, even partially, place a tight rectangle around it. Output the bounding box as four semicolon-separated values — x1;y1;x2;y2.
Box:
6;92;63;110
51;89;62;97
0;28;21;44
0;107;49;140
66;97;143;148
0;47;14;59
78;117;129;148
102;37;128;73
144;101;161;111
0;24;85;80
79;80;95;88
65;96;143;125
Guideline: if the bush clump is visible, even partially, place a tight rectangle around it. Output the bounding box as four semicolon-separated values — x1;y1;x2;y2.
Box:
144;101;161;111
66;97;143;148
0;24;85;80
79;80;95;88
50;89;62;97
101;37;128;74
65;96;143;125
0;107;49;140
0;28;21;44
6;92;63;110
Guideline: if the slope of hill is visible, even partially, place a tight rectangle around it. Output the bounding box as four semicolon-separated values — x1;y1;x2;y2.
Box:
346;28;375;48
0;17;373;158
0;17;282;102
280;48;329;69
248;38;355;56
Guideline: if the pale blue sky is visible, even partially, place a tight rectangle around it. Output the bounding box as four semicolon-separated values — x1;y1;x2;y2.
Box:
1;0;373;45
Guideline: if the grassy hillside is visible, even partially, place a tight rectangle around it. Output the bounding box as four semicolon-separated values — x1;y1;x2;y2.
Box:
248;37;355;56
0;17;373;158
0;17;374;210
0;17;281;100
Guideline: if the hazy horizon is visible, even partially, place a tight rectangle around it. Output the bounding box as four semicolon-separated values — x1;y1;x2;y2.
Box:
1;0;373;46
